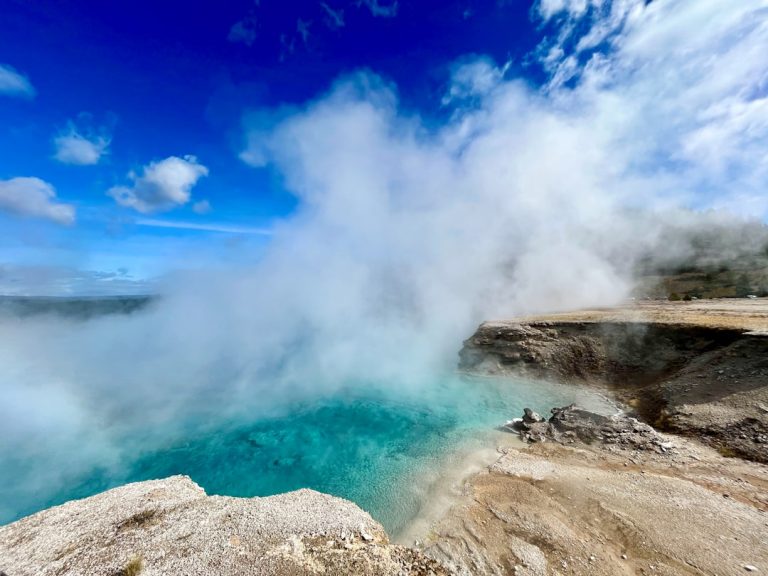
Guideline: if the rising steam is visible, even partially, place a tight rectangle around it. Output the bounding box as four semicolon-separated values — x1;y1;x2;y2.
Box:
1;0;767;522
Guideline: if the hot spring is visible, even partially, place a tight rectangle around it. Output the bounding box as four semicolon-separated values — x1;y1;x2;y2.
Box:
1;381;611;536
0;299;614;535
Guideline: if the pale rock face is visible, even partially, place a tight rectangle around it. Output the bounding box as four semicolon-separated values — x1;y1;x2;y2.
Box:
0;475;447;576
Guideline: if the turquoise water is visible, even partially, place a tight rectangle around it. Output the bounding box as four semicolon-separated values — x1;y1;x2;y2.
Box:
5;374;610;534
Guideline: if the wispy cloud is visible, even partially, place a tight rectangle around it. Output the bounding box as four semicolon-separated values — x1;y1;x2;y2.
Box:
0;177;75;225
442;57;510;104
536;0;593;21
297;18;312;45
192;200;212;215
533;0;641;90
0;64;35;98
531;0;768;212
108;155;209;214
280;19;313;61
136;218;271;235
357;0;398;18
228;0;262;46
280;33;297;61
228;17;259;46
53;117;111;166
321;2;345;30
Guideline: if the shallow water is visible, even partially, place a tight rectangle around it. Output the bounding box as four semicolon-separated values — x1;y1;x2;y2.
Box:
5;374;613;534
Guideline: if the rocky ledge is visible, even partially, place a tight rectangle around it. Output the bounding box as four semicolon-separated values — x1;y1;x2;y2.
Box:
460;301;768;462
0;476;448;576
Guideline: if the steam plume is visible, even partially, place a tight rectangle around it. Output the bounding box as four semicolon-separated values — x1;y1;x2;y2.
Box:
1;0;767;522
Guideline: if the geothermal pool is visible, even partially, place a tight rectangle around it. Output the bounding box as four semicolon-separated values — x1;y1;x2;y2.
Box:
2;374;612;535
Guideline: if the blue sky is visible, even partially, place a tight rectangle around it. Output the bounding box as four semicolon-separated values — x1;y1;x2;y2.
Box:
0;0;551;293
1;0;767;294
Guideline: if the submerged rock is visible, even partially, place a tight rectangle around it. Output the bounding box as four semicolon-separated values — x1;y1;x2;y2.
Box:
0;476;448;576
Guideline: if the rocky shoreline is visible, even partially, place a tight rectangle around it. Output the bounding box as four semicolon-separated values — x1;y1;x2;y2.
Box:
415;300;768;575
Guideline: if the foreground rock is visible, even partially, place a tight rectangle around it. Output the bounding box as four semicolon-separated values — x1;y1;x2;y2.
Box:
460;300;768;462
422;408;768;576
0;476;448;576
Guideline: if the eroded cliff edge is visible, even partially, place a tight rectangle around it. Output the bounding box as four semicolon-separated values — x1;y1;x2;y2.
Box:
459;300;768;462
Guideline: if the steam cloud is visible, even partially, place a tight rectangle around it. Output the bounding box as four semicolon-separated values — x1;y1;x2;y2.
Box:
1;0;767;521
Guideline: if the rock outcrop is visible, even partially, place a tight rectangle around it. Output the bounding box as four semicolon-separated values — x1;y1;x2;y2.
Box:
0;476;448;576
504;404;676;454
461;303;768;462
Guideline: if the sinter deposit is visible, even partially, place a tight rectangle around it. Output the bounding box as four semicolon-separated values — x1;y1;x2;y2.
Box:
418;299;768;575
0;476;447;576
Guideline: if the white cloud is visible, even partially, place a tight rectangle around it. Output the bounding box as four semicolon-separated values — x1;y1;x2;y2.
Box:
107;156;209;214
533;0;768;214
53;120;111;165
0;64;35;98
533;0;641;88
0;178;75;225
536;0;593;21
443;57;509;103
357;0;398;18
235;0;768;353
